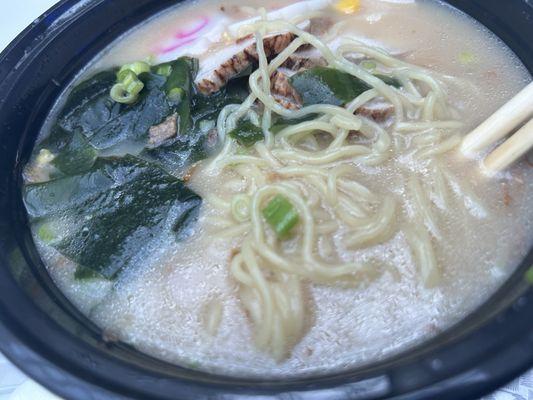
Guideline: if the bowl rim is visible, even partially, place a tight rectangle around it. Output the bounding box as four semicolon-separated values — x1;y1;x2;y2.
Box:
0;1;532;399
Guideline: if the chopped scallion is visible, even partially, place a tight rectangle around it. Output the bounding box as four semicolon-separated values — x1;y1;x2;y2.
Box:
458;51;476;65
110;83;137;104
37;223;56;243
119;61;150;76
125;80;145;96
117;69;137;84
155;64;173;77
168;87;185;103
262;195;299;238
111;61;150;104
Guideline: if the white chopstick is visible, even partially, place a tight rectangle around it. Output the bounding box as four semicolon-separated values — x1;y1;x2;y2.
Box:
482;119;533;175
461;82;533;154
460;82;533;176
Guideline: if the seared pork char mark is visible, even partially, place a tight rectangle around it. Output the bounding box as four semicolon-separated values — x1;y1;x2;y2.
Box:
281;54;328;71
270;70;302;110
196;32;297;95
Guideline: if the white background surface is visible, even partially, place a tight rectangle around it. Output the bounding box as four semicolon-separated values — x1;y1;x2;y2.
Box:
0;1;531;400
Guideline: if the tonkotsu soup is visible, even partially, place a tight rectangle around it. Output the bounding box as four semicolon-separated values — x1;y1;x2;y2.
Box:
22;0;532;377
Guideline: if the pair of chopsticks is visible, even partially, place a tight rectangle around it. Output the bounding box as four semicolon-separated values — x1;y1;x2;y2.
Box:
460;82;533;177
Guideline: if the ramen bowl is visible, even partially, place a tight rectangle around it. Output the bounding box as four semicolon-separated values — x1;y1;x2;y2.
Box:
0;0;532;399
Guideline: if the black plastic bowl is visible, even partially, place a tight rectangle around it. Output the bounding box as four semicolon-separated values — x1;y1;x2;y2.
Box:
0;1;531;399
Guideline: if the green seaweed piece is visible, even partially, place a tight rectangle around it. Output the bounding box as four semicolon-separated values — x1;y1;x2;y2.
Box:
228;121;264;147
162;57;199;135
51;131;98;175
289;67;403;106
141;77;250;172
374;74;402;88
289;67;371;106
24;155;201;280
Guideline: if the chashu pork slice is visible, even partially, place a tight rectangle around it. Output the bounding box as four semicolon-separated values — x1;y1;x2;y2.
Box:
270;70;302;110
196;32;297;95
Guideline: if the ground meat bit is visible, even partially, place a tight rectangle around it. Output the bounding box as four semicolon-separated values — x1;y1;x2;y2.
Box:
229;248;240;261
148;113;178;146
266;171;282;182
182;163;199;183
206;128;219;148
502;182;512;206
355;100;395;122
197;32;296;95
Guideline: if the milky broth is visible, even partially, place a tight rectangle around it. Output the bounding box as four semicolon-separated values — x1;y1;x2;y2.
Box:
33;0;532;377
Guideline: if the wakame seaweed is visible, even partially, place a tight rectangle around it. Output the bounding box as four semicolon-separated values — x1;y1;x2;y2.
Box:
289;67;402;106
56;71;172;150
228;121;264;147
36;55;251;175
289;67;372;106
25;56;247;280
51;131;98;176
374;74;402;88
141;76;250;172
46;57;201;155
163;57;198;135
25;155;201;280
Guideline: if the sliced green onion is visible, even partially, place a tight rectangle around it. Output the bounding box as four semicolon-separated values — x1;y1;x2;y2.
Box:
112;61;149;103
37;223;56;243
231;194;251;222
119;61;150;77
526;266;533;284
125;80;145;96
117;69;136;83
168;87;185;103
458;51;476;65
361;60;377;71
262;195;299;238
110;83;137;104
156;64;173;77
